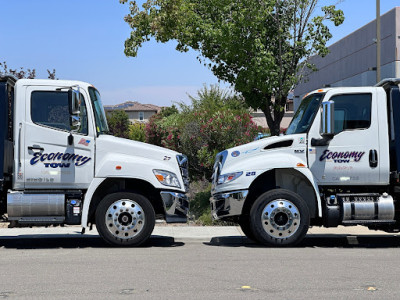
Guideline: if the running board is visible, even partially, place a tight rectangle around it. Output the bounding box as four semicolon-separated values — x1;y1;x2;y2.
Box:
342;220;396;225
8;216;65;224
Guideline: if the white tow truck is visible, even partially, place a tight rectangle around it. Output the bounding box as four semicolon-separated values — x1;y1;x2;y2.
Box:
0;75;189;246
211;78;400;246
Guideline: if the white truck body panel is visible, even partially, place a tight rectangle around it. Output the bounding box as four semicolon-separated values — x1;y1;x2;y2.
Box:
308;87;388;185
212;133;323;216
23;85;95;189
1;77;189;239
213;134;308;192
95;135;184;190
210;79;400;246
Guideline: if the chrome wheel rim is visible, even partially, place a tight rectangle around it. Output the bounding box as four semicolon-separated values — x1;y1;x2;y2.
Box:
261;199;300;239
105;199;145;239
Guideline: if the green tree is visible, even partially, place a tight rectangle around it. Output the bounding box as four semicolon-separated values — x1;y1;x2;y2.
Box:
159;104;179;118
120;0;344;135
107;110;131;138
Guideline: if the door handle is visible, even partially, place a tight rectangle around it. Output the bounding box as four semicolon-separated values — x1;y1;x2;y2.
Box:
369;149;378;168
28;145;44;152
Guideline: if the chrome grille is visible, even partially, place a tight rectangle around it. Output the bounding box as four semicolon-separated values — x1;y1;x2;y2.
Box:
177;155;189;191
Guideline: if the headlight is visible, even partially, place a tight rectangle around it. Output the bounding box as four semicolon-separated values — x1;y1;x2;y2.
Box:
217;172;243;185
153;170;181;188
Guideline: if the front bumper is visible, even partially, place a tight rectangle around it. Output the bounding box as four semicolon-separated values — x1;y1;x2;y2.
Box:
210;190;249;220
160;191;189;223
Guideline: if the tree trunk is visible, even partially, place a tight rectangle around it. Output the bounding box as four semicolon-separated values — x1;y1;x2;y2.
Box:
261;96;286;136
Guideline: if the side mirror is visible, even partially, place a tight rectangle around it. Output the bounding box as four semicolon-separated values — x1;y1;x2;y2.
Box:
321;101;335;136
311;100;334;147
68;88;80;115
68;88;81;132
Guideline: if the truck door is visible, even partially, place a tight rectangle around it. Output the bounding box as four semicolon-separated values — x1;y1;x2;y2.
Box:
23;86;95;189
308;91;381;185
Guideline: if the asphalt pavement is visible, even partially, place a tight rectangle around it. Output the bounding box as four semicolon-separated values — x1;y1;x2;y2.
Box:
0;225;399;299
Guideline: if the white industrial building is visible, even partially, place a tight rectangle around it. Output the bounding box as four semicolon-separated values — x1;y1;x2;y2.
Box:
294;7;400;110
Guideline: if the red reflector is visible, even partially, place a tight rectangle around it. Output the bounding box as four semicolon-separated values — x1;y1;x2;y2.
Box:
116;166;122;170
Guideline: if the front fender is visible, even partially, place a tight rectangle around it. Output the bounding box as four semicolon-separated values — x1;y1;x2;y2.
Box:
95;153;185;192
290;167;322;217
81;177;106;228
216;152;308;191
215;152;322;217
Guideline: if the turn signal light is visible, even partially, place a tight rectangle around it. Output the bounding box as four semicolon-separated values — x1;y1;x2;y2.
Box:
155;174;164;181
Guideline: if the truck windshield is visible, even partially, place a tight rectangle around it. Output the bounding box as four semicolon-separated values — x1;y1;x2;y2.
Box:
88;87;109;135
286;93;324;135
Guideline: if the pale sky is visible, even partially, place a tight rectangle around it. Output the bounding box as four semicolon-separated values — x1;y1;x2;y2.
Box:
1;0;398;106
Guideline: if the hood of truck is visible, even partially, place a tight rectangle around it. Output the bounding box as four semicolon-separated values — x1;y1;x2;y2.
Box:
94;135;187;191
226;134;305;159
212;133;308;193
217;133;308;173
96;135;180;161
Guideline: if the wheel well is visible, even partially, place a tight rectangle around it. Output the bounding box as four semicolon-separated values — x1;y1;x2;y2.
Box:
244;169;317;218
87;178;164;225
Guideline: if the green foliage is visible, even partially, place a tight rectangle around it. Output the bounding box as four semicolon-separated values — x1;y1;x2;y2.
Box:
129;122;146;142
107;110;130;138
145;85;266;179
121;0;344;135
189;183;212;225
160;105;179;118
188;179;230;225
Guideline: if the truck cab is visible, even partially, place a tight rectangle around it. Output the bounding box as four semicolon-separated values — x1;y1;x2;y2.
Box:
0;75;189;246
211;79;400;246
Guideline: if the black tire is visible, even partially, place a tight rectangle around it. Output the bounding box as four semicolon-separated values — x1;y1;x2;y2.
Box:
238;215;257;241
250;189;310;246
95;192;155;246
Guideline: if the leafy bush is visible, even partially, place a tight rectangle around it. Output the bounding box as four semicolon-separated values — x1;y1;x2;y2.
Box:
129;122;146;142
107;110;130;138
188;179;236;225
182;109;260;179
188;180;213;225
145;85;266;180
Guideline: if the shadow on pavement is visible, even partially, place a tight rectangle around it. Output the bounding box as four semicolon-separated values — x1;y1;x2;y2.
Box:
205;234;400;248
0;235;184;249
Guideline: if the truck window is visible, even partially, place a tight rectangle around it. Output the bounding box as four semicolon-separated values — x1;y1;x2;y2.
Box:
330;93;371;134
31;91;88;134
286;93;324;135
88;87;109;134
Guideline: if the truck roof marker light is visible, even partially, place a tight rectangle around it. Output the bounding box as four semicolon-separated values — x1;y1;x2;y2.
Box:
116;166;122;170
296;163;306;168
317;89;324;92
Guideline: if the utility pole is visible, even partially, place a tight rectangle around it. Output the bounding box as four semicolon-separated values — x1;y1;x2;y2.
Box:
376;0;381;83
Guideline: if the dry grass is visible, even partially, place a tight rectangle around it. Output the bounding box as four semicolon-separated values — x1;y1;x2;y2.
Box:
0;222;9;228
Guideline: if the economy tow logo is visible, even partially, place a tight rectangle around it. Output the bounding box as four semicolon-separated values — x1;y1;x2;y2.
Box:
30;152;91;168
319;150;365;163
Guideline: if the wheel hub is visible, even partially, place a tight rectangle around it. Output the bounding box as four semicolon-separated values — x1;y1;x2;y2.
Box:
118;212;132;226
261;199;300;239
105;199;145;239
274;212;289;226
